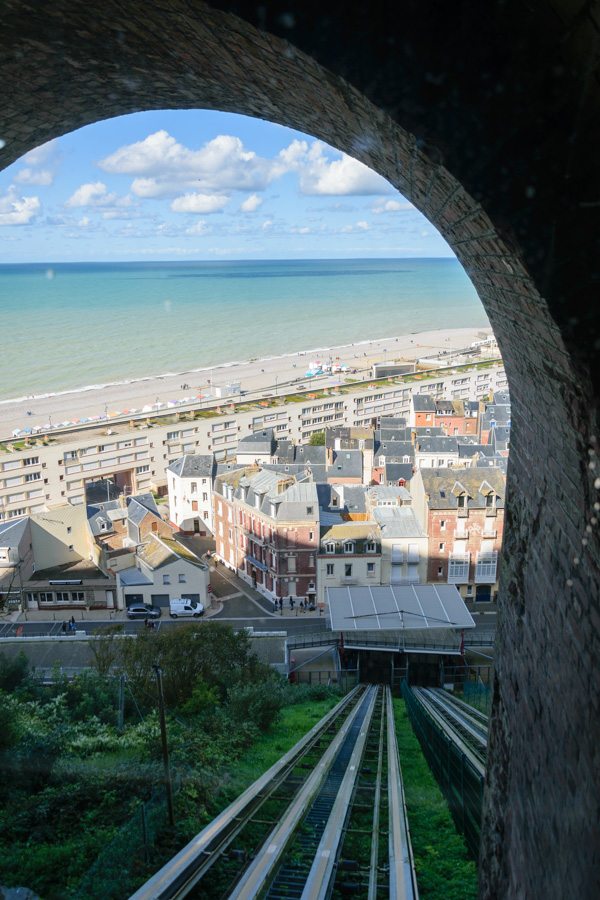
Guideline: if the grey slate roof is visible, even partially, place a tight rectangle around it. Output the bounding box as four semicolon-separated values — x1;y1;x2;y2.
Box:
412;395;436;412
237;428;276;455
0;517;29;546
372;506;426;538
419;467;505;509
384;463;414;485
458;443;490;459
376;440;414;459
127;493;160;526
167;454;214;478
328;449;363;479
415;436;459;453
413;426;445;438
119;567;153;586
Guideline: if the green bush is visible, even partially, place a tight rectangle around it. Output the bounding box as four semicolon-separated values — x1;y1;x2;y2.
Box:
227;675;288;732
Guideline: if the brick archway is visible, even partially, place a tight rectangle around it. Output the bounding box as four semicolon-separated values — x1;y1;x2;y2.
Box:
1;2;599;896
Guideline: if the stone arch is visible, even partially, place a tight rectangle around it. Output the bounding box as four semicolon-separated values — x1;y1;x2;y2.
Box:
1;3;599;897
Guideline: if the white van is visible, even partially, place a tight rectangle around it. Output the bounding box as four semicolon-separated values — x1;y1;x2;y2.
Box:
169;598;204;618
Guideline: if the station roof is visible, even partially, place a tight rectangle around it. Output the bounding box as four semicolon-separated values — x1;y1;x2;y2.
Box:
327;584;475;632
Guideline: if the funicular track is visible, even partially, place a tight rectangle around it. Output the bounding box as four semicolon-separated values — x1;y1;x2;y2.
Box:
130;685;418;900
411;687;487;775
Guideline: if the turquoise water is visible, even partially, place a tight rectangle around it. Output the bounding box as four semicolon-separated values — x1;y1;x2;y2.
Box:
0;258;487;401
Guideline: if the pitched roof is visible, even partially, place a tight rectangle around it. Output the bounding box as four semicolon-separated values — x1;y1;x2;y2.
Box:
373;505;426;538
0;517;29;546
167;454;214;478
419;467;505;508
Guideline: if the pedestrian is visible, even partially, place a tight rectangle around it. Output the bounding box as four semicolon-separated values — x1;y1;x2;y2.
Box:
299;599;305;613
71;622;77;635
61;620;67;634
70;615;75;628
68;620;73;632
289;597;294;610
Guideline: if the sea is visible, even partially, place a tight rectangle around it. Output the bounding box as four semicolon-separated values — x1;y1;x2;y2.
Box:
0;258;488;403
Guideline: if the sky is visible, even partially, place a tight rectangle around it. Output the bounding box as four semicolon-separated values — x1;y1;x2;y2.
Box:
0;109;454;262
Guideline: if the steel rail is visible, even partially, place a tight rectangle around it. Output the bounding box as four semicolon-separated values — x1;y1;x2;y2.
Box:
367;688;386;900
429;688;489;732
299;686;379;900
418;689;488;747
227;687;377;900
411;688;485;776
129;685;365;900
387;688;419;900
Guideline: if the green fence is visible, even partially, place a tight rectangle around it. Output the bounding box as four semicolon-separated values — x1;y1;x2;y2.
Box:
72;789;169;899
401;681;485;859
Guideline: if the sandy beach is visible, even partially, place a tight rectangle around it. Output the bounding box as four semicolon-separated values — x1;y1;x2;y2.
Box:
0;327;491;439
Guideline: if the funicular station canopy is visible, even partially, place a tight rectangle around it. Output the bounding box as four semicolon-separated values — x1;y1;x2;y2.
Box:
327;584;476;655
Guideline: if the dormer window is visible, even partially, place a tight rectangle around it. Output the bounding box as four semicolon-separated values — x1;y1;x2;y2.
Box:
365;542;376;553
457;494;465;508
343;541;354;554
486;493;495;508
325;543;336;554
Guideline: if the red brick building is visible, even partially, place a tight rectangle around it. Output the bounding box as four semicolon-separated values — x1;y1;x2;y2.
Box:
411;466;505;607
213;467;319;605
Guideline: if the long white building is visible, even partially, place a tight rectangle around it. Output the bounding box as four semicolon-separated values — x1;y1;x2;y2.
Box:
0;361;507;521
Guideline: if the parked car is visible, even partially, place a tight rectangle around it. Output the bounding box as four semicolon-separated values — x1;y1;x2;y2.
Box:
126;603;162;619
169;598;204;618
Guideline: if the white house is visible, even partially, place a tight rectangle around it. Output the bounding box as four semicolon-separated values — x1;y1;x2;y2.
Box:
117;534;211;611
167;454;215;536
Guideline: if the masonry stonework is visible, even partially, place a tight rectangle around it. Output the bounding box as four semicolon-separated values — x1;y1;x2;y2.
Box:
2;2;600;896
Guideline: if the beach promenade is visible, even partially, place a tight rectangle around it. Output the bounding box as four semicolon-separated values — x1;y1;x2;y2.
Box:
0;327;489;439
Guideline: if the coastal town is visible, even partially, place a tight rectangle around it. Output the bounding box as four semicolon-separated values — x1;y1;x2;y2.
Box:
0;332;508;619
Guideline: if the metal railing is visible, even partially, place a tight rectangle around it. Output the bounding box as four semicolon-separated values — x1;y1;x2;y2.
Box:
402;681;485;859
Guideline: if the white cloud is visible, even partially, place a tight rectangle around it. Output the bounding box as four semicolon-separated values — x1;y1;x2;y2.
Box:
14;168;54;186
185;221;211;236
340;220;371;233
241;193;262;212
0;187;41;225
14;140;62;187
100;131;273;198
21;139;60;166
293;142;391;196
372;198;414;214
170;193;229;214
64;181;135;210
262;220;273;231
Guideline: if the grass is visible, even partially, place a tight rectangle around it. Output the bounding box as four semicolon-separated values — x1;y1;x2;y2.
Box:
207;697;339;812
393;698;478;900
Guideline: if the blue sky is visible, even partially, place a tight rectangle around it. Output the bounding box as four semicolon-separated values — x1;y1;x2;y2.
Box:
0;110;453;262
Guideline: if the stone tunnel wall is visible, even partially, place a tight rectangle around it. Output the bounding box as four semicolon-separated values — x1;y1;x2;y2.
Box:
1;2;599;896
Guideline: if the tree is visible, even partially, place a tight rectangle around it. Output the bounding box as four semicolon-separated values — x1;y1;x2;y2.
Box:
308;431;325;445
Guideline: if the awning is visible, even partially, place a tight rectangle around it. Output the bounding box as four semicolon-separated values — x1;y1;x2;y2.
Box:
327;584;475;632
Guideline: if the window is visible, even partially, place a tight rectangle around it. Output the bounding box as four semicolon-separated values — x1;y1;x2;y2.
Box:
325;543;335;554
457;494;465;508
343;542;354;554
486;493;495;507
345;564;352;577
287;556;296;573
163;574;170;584
440;520;446;530
191;501;198;511
55;591;69;602
25;472;41;482
306;506;313;515
367;562;375;574
22;456;39;466
466;585;474;596
39;591;53;603
191;483;197;494
71;591;84;603
203;511;209;520
366;542;376;553
202;492;208;501
136;465;150;474
439;543;445;552
438;566;443;578
68;544;74;552
178;574;186;583
67;526;72;534
309;530;314;541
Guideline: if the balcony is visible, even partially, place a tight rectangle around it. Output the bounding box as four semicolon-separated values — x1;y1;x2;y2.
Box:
454;529;468;540
341;576;358;585
475;551;498;583
485;507;497;517
448;551;470;584
457;507;469;517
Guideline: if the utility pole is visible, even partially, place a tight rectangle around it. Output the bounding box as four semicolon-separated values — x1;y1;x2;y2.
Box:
153;664;175;827
118;673;125;732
